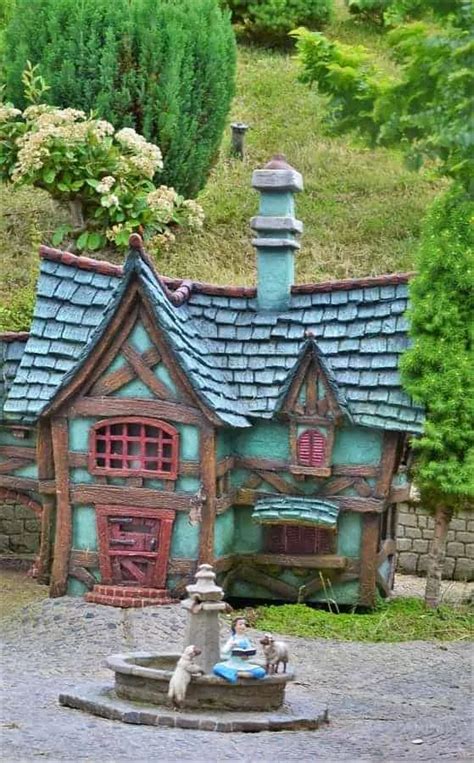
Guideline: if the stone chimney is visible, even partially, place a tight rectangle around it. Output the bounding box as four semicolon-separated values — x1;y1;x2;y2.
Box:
251;155;303;311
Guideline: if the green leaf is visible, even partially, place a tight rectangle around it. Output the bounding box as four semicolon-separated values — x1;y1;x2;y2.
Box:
76;231;89;250
87;232;105;251
42;168;56;184
51;225;72;246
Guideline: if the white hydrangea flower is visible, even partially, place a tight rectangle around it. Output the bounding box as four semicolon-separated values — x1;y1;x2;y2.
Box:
101;193;119;208
0;105;21;122
147;185;179;214
97;175;116;193
182;198;205;229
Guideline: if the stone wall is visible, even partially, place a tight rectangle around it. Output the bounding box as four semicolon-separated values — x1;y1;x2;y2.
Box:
396;503;473;581
0;500;41;555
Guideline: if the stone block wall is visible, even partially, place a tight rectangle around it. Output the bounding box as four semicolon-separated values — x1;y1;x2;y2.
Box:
0;500;41;554
396;503;473;581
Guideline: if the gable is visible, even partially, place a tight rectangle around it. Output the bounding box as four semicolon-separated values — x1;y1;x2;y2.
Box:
84;317;186;404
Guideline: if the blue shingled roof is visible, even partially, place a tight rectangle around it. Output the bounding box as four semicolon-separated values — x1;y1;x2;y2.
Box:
3;257;121;422
2;245;424;433
0;335;29;422
187;283;424;432
252;496;340;528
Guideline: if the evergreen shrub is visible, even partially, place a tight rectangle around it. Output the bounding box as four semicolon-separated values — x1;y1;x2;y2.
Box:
225;0;332;44
2;0;236;197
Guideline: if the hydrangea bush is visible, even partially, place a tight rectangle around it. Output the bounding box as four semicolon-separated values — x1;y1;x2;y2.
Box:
0;104;204;252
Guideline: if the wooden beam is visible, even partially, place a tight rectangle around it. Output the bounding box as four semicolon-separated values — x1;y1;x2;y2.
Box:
376;539;396;566
168;558;196;576
199;426;217;565
36;419;56;583
121;342;174;400
237;565;298;601
248;553;347;569
389;485;411;503
375;432;400;498
49;418;71;598
0;475;37;492
0;458;32;474
71;484;192;510
234;456;378;477
38;479;56;495
70;549;99;568
69;565;96;591
216;456;234;477
139;303;222;426
69;397;206;426
256;470;296;495
89;346;161;396
0;445;36;459
359;513;380;607
320;477;355;496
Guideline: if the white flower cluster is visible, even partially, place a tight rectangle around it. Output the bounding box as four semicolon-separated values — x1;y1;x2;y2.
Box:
11;106;114;182
0;105;21;122
182;198;205;229
147;185;179;215
101;194;119;208
96;175;116;194
116;127;163;179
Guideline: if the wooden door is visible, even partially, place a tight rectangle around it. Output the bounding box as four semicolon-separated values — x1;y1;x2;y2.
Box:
96;506;174;588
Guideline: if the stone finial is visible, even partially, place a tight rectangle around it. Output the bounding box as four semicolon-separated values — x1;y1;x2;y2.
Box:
185;564;224;602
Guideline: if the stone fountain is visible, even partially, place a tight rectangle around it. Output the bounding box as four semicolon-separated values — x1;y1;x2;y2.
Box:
59;565;328;732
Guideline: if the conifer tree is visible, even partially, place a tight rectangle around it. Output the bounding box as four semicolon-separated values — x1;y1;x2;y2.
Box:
400;190;474;607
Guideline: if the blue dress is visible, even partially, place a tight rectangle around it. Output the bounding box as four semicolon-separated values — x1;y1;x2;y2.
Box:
212;636;266;684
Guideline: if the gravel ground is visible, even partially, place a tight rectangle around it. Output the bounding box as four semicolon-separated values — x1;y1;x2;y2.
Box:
392;574;473;604
1;572;473;762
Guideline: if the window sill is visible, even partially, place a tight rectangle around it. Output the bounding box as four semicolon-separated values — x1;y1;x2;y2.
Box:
289;465;332;478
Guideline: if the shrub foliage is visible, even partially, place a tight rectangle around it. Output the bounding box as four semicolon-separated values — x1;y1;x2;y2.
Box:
225;0;332;44
2;0;236;197
293;0;474;191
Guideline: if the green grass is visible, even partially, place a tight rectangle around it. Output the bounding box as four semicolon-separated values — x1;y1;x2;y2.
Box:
245;598;473;642
0;4;443;320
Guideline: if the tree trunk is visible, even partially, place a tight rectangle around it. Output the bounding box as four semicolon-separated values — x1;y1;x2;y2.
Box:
69;199;85;230
424;504;452;608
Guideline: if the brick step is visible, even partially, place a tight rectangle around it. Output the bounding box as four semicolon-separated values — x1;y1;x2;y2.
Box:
91;584;169;599
85;591;175;608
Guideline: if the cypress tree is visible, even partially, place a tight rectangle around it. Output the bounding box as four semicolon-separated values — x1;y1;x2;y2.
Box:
400;188;474;607
3;0;235;197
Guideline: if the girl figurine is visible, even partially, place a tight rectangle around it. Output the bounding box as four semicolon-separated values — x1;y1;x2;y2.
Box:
213;617;266;684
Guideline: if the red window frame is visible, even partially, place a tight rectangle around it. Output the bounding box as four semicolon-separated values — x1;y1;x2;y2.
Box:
89;417;179;479
297;429;326;468
265;525;335;555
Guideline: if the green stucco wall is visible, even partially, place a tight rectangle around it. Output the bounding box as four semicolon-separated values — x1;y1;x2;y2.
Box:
332;426;383;465
170;512;199;559
214;510;235;557
72;505;97;550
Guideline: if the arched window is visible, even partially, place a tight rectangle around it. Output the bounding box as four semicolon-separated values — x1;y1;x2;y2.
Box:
89;418;178;479
297;429;326;468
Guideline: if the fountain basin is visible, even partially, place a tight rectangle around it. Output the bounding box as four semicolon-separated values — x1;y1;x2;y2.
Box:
107;652;294;711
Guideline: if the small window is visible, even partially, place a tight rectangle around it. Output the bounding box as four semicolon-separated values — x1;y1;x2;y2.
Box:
89;417;178;479
297;429;326;467
265;525;334;555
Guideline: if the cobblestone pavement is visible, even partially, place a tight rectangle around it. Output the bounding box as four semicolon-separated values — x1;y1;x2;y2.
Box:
1;574;473;762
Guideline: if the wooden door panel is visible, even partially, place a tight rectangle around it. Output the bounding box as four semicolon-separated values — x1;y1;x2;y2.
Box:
96;505;175;588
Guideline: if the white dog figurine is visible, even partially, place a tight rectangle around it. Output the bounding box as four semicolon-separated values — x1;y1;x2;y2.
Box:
168;645;204;708
259;633;289;674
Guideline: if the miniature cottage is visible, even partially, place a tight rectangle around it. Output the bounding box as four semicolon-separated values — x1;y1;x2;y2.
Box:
0;157;423;607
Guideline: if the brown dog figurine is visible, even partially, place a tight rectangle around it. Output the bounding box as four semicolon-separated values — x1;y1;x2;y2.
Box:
259;633;289;674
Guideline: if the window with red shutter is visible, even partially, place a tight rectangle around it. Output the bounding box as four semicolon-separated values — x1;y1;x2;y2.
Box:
89;417;178;479
265;525;334;554
297;429;326;467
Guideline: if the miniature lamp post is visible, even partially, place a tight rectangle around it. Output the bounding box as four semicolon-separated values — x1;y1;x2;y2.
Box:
230;122;249;159
181;563;228;673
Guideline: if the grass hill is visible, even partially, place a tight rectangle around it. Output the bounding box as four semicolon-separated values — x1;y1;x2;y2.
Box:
0;4;443;327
